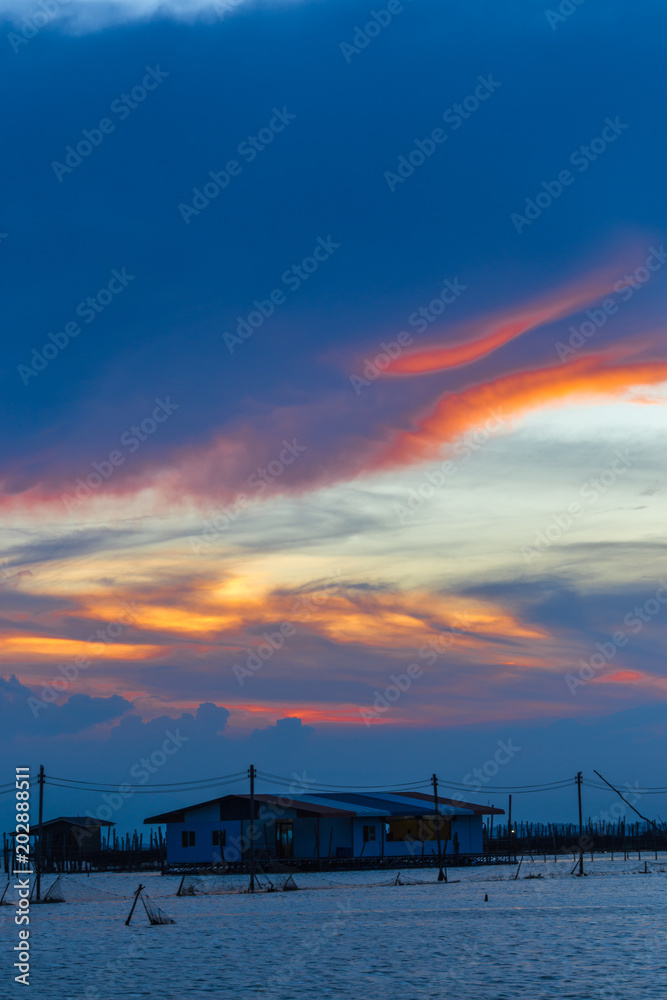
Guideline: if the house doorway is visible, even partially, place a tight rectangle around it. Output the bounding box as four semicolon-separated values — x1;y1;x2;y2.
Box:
276;821;294;859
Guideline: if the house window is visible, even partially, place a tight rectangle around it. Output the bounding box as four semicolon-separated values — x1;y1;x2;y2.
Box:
212;830;226;847
363;825;376;843
385;817;451;842
181;831;196;848
417;817;450;842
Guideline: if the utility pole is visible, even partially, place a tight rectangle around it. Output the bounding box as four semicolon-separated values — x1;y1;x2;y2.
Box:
508;794;513;860
576;771;584;876
36;765;44;902
248;764;256;893
432;773;446;882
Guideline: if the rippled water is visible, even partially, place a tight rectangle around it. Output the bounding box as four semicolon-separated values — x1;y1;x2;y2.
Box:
2;856;666;998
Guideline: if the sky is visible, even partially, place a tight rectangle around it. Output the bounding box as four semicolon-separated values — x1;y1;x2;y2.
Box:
1;0;667;832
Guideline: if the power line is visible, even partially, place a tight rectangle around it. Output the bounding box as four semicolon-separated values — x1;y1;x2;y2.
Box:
594;769;658;830
46;771;247;789
583;778;667;795
43;777;247;795
7;768;667;800
256;771;434;789
432;780;574;792
256;771;575;795
257;771;430;792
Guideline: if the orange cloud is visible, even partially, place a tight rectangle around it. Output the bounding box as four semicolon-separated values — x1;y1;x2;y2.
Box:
2;263;665;519
596;669;667;693
1;634;164;662
377;353;667;469
72;582;546;652
386;267;619;375
263;588;547;649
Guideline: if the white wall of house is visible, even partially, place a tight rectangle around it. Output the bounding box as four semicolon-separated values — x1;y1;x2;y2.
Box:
455;816;483;853
161;807;485;862
166;820;244;863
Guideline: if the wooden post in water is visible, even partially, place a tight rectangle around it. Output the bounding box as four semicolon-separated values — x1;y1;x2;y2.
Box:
576;772;584;876
432;773;445;881
248;764;256;893
508;795;513;860
35;766;45;901
125;883;145;925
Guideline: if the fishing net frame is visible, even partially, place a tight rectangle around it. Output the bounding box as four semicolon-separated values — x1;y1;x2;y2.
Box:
141;890;176;925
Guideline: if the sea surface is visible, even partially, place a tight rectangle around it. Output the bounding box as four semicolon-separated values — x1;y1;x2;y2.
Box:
2;855;666;998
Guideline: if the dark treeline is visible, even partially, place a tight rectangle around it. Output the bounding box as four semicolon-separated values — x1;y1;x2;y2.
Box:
484;818;667;857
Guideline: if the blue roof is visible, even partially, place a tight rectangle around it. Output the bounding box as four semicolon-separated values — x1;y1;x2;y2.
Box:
289;793;388;817
293;792;475;817
144;791;478;825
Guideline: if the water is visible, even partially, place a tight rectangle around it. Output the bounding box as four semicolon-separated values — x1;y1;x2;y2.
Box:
2;856;666;998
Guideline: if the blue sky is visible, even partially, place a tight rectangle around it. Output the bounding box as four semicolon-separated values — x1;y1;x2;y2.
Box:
1;0;667;830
